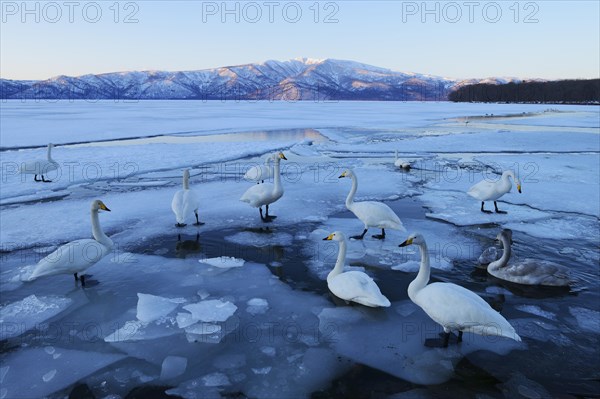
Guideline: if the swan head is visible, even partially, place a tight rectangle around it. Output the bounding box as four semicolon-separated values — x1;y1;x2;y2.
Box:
516;180;522;193
91;199;111;212
504;170;522;193
338;169;354;179
496;229;513;244
323;231;346;242
272;152;287;161
399;233;425;247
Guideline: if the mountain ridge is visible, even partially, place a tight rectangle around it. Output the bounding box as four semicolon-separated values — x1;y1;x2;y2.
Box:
0;58;526;101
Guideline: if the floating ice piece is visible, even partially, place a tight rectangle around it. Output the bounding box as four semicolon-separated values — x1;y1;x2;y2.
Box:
251;367;272;375
200;256;245;269
246;298;269;315
569;307;600;333
0;347;125;399
176;312;197;329
184;322;222;335
0;295;72;339
104;319;179;342
391;260;421;272
201;372;231;387
260;347;276;357
136;293;184;323
183;300;238;323
515;305;557;321
225;231;294;248
160;356;188;380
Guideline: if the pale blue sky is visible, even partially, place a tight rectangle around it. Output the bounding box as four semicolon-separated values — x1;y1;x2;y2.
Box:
1;1;598;80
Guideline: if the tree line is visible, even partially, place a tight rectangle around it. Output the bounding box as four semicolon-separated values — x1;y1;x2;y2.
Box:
449;79;599;104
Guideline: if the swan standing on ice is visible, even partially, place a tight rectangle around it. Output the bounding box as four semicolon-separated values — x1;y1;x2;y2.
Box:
399;233;521;347
172;169;204;227
244;156;273;184
240;152;287;222
339;169;404;239
487;229;571;287
20;143;59;182
468;170;521;213
323;231;391;307
394;150;411;170
29;200;113;286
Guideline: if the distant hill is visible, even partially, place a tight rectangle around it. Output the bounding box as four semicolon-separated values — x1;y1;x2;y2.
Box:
449;79;600;104
0;58;516;101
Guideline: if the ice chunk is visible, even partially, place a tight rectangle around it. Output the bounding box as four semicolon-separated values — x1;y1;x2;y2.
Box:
184;322;222;335
569;307;600;333
104;319;180;342
251;367;272;375
246;298;269;315
176;312;196;329
136;293;184;323
0;295;72;339
183;300;237;323
0;348;125;399
225;231;294;248
515;305;557;321
201;372;231;387
200;256;245;269
160;356;188;380
391;260;421;272
260;346;276;357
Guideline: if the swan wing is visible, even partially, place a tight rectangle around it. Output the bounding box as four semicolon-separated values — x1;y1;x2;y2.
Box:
240;183;281;207
20;160;58;174
350;201;404;231
329;271;391;307
244;165;273;181
171;190;186;223
415;282;519;340
30;239;111;279
496;259;571;286
182;190;200;217
467;180;498;200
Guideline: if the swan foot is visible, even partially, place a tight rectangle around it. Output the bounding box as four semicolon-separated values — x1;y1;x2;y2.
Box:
480;202;492;213
494;201;507;214
457;331;463;343
42;176;52;183
193;222;205;226
372;229;386;240
194;213;205;226
175;223;187;227
34;175;42;182
351;229;368;240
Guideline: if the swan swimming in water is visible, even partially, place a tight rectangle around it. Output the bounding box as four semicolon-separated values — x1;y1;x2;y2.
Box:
240;152;287;222
29;200;113;286
468;170;521;213
244;156;274;183
171;169;204;227
20;143;59;182
339;169;404;240
323;231;391;307
487;229;571;287
399;233;521;347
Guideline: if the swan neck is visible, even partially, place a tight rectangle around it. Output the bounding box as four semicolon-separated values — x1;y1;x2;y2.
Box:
395;150;398;160
273;158;282;191
328;239;347;281
489;235;511;271
346;174;357;209
183;173;190;190
91;209;112;247
47;145;53;162
408;242;430;300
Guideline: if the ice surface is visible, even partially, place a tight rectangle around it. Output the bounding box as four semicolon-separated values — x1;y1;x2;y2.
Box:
0;295;73;339
225;231;294;248
515;305;557;321
183;300;238;323
569;307;600;333
199;256;245;269
160;356;188;380
136;293;184;323
0;348;125;399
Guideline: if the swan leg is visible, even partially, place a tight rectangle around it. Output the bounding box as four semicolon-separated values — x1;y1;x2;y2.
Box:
80;274;86;287
262;204;277;222
193;211;205;226
351;229;368;240
457;331;463;343
494;201;507;214
372;228;386;240
259;207;268;222
480;201;492;214
424;332;451;348
42;175;52;183
442;332;450;347
74;273;79;281
34;174;41;182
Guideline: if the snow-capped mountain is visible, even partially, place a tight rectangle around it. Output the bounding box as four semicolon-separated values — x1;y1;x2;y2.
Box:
0;59;512;101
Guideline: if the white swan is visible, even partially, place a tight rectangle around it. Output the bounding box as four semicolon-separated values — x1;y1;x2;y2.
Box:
394;150;411;170
171;169;203;227
240;152;287;222
468;170;521;213
339;169;404;239
399;233;521;347
20;143;59;182
323;231;391;307
244;156;273;183
488;229;571;287
29;200;113;286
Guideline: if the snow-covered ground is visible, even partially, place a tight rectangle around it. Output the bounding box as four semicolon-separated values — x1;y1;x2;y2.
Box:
1;101;598;398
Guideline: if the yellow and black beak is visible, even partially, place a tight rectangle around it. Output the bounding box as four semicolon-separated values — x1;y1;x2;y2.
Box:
338;171;347;179
517;184;522;193
323;233;334;241
398;237;413;247
99;202;111;212
279;152;288;160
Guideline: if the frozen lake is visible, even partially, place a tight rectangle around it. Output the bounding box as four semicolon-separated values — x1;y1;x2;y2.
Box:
1;101;599;398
